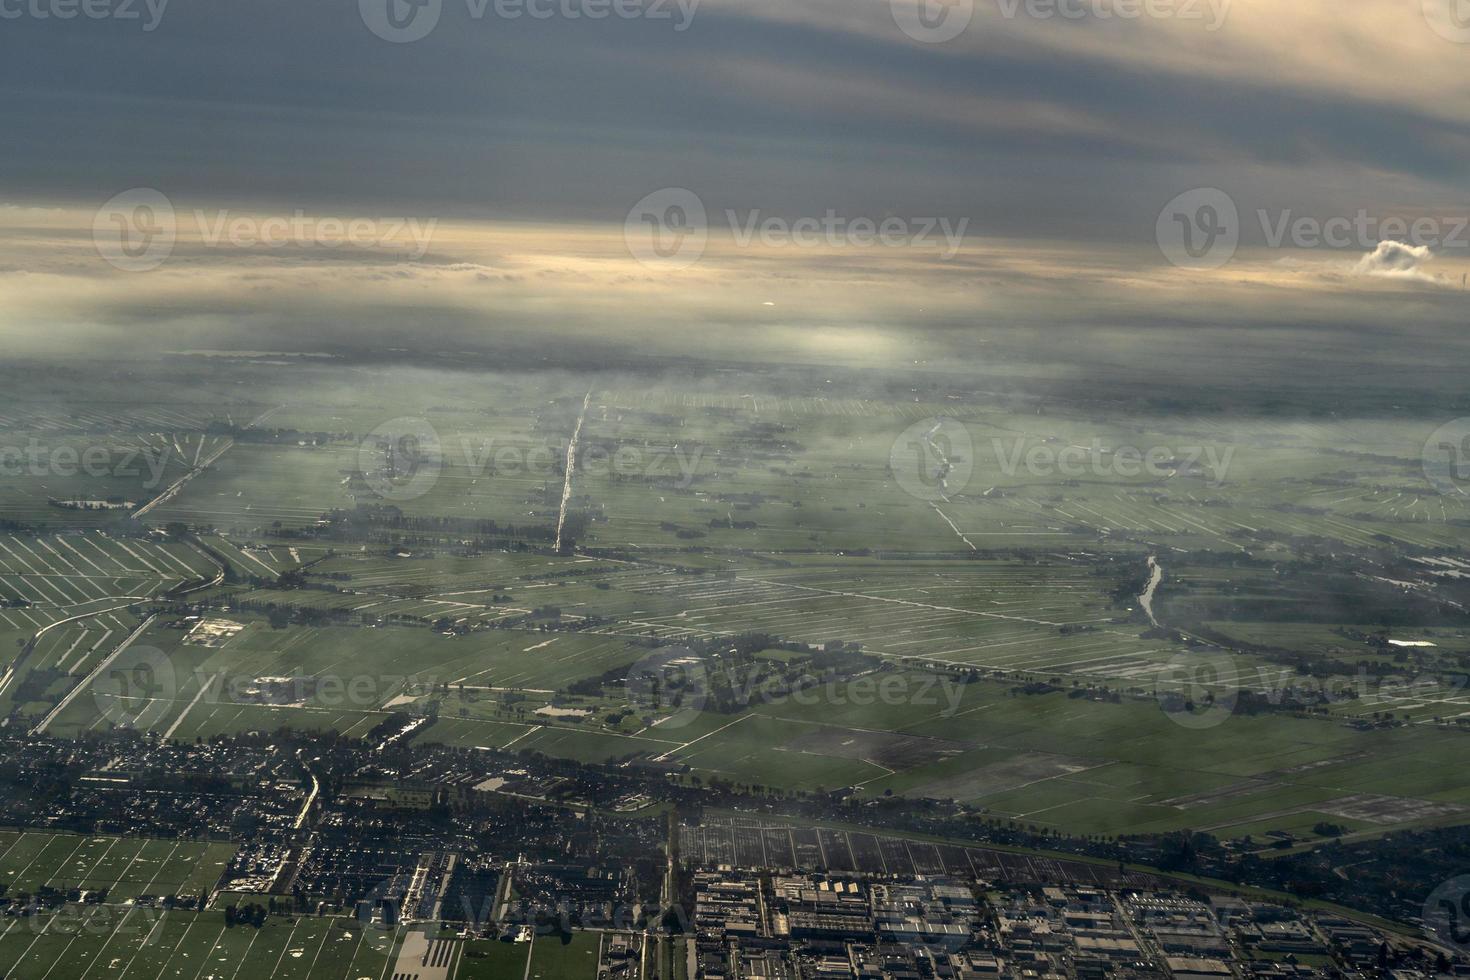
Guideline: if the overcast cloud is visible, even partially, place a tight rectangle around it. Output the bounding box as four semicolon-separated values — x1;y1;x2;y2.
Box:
1;0;1467;361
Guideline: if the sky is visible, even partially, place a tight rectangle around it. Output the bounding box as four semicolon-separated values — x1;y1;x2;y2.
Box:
0;0;1468;366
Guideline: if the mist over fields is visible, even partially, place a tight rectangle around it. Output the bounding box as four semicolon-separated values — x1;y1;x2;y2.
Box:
3;205;1468;421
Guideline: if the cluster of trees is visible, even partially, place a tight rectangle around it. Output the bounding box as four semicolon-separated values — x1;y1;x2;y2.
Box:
224;902;269;928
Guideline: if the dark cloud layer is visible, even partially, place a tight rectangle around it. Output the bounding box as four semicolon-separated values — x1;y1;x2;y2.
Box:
1;0;1467;241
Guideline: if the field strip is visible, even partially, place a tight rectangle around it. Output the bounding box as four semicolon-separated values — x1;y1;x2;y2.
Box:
109;839;154;898
71;836;123;892
653;714;750;762
115;908;168;980
227;543;279;578
13;835;89;890
163;676;222;741
264;916;307;979
223;924;264;980
60;906;135;980
732;576;1062;627
113;539;168;577
32;908;111;980
122;910;192;980
74;535;127;573
300;919;336;977
184;924;229;980
54;631;91;672
339;920;373;980
141;840;185;896
0;833;25;865
32;542;92;602
0;537;45;577
151;543;203;577
3;540;71;602
5;901;73;968
34;614;157;733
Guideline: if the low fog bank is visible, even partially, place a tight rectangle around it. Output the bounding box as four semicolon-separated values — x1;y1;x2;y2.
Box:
3;210;1468;418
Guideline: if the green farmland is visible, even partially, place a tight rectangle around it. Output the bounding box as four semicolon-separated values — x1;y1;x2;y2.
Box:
3;363;1470;854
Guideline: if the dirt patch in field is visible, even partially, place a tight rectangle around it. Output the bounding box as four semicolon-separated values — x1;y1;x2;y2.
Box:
907;752;1093;801
1315;794;1465;825
1158;778;1278;809
780;729;966;770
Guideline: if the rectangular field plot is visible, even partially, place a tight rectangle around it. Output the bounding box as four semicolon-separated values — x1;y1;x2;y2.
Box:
0;607;152;725
0;832;236;899
0;908;401;980
472;550;1450;720
0;431;227;530
638;675;1470;840
196;535;321;581
456;939;532;980
526;930;601;980
561;557;1203;688
50;615;655;740
141;443;362;531
145;407;572;536
204;549;633;632
571;401;1470;557
0;531;216;639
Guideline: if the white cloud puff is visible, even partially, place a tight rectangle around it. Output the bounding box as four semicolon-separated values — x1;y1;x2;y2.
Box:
1354;240;1436;281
